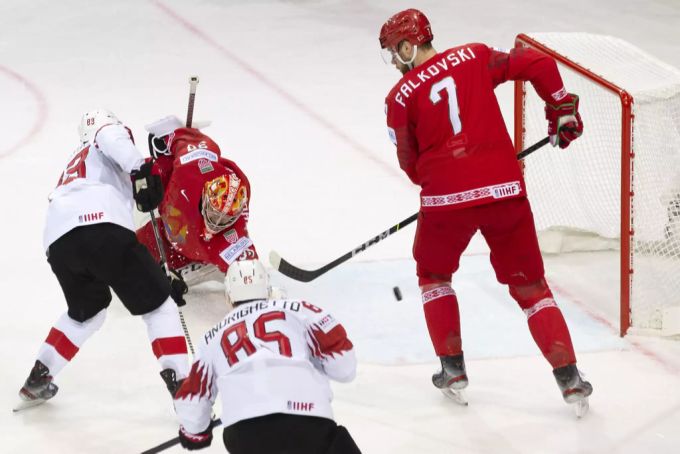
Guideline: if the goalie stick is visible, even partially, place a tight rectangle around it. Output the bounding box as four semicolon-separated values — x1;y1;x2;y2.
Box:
186;75;199;128
270;135;550;282
147;75;202;355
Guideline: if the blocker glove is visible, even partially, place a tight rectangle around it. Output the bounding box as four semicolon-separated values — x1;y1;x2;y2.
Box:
178;425;213;451
131;161;164;212
545;93;584;149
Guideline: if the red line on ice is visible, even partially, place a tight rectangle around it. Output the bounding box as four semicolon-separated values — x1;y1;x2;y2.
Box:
149;0;405;183
549;280;680;375
0;65;47;158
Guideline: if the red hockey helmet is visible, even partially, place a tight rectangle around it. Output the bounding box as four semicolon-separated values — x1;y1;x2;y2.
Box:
379;9;433;51
201;172;248;234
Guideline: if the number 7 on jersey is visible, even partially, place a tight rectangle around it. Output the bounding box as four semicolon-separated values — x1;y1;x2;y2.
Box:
430;76;462;134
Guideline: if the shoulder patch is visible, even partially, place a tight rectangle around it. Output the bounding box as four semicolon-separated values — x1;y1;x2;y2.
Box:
219;237;253;265
315;313;339;334
197;158;214;174
387;127;397;145
222;228;238;243
179;149;219;165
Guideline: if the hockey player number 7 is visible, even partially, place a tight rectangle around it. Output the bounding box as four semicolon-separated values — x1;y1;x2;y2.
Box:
221;311;293;366
430;76;462;134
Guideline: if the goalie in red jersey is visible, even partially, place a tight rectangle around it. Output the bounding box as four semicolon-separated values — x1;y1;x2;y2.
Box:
380;9;591;412
136;117;258;302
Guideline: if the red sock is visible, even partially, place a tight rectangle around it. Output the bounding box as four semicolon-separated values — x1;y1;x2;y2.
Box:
511;282;576;368
422;286;462;356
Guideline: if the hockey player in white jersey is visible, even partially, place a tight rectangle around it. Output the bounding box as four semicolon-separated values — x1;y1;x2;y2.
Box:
17;109;190;410
174;259;361;453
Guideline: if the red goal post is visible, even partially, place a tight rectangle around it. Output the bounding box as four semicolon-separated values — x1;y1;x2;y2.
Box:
513;33;680;337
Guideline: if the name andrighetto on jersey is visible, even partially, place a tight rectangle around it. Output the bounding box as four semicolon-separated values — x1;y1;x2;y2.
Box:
204;299;306;343
393;47;477;107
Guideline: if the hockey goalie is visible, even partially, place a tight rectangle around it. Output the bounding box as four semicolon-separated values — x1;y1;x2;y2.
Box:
136;117;258;296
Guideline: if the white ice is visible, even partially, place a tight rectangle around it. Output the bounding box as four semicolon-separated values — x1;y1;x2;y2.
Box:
2;1;680;453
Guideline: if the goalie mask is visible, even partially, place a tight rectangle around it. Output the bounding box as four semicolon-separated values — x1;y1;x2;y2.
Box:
224;259;270;306
201;173;248;235
78;109;120;144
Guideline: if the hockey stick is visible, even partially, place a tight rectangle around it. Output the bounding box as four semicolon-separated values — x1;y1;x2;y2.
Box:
145;76;202;355
270;135;551;282
186;76;199;128
148;210;195;356
140;417;222;454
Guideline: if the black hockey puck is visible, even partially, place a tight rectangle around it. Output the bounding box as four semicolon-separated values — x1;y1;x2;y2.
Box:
393;286;402;301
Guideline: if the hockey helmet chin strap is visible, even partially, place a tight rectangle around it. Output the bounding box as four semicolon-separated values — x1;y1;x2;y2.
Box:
395;44;418;70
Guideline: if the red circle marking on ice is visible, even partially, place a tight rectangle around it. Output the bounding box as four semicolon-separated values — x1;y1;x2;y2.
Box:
0;65;48;158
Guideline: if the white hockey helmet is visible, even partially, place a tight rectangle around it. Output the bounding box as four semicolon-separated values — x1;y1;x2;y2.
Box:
78;109;120;144
225;259;270;305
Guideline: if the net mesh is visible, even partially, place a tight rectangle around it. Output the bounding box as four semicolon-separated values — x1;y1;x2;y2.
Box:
518;32;680;331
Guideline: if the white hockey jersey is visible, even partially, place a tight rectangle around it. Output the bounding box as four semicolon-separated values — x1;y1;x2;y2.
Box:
174;298;357;434
43;124;144;250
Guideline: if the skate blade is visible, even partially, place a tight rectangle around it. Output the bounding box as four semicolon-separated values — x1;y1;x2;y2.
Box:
440;388;468;406
13;398;48;412
573;397;589;418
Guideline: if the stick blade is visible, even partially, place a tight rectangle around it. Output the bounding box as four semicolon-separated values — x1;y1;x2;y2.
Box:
269;250;320;282
269;250;282;270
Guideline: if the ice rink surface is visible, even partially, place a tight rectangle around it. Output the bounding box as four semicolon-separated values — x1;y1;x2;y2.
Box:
2;0;680;452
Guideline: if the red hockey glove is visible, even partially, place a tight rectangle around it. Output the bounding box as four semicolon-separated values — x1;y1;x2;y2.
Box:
179;425;213;451
545;93;583;149
131;161;164;212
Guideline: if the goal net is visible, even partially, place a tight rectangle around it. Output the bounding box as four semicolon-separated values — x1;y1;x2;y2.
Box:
514;32;680;336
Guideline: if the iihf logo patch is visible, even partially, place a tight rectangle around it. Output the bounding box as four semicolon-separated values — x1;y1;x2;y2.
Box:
198;158;214;174
287;400;315;412
78;211;104;223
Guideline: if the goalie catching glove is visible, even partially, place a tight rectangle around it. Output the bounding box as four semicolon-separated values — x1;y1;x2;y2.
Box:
131;161;164;212
545;93;584;149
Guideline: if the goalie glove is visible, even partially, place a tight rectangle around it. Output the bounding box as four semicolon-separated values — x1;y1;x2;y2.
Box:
131;161;164;212
545;93;584;149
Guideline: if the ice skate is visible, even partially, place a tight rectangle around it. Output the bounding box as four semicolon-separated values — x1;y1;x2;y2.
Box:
553;364;593;418
14;360;58;412
160;368;185;398
432;354;469;406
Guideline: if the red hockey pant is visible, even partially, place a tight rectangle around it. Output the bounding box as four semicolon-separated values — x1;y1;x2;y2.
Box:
414;197;576;368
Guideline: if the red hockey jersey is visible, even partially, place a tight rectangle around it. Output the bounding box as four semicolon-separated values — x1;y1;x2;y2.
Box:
137;128;257;273
385;44;568;211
